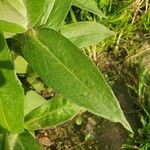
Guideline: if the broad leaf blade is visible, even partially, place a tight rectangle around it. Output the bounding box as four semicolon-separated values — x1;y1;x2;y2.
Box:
44;0;72;31
25;96;83;130
0;32;24;133
20;28;132;132
25;90;46;115
4;131;42;150
73;0;106;18
0;0;27;33
61;21;113;48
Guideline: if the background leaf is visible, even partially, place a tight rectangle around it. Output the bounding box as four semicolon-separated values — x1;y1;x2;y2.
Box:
25;96;83;131
14;56;28;74
24;90;46;116
43;0;72;31
23;0;47;27
61;21;113;48
35;0;56;27
0;0;27;33
20;28;132;132
73;0;106;18
0;32;24;133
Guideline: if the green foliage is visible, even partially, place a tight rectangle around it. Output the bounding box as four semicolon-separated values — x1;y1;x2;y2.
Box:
142;10;150;31
36;0;72;30
0;32;24;133
0;0;132;148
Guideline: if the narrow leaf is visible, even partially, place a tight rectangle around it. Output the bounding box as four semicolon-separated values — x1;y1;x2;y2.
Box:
23;0;47;27
0;32;24;133
25;96;83;130
20;28;132;132
4;131;42;150
61;21;113;48
35;0;56;27
73;0;106;18
0;0;27;33
44;0;72;31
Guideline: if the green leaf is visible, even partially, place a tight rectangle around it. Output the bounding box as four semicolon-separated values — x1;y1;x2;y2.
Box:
25;96;83;130
43;0;72;31
35;0;56;27
25;90;46;116
4;0;26;16
26;75;45;93
0;134;5;150
0;125;8;134
73;0;106;18
20;28;132;132
61;21;113;48
0;0;27;33
23;0;47;27
0;32;24;133
4;131;42;150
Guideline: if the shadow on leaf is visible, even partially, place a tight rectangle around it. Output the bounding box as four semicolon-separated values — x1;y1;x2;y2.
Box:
0;60;14;87
0;34;5;52
0;71;6;87
0;60;14;70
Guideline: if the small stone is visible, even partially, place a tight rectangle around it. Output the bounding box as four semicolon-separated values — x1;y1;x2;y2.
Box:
38;136;53;147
